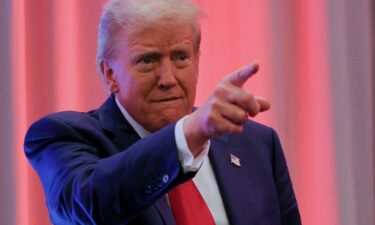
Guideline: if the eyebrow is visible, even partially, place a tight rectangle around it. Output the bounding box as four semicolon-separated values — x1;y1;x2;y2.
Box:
169;42;193;51
129;45;160;56
129;51;161;65
134;51;162;59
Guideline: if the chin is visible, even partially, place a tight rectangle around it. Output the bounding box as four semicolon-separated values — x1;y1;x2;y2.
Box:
146;110;189;132
142;102;193;131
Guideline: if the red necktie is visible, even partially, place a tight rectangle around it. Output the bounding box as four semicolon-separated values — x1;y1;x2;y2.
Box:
168;180;215;225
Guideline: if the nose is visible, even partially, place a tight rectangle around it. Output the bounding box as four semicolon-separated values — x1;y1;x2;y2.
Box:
157;59;178;89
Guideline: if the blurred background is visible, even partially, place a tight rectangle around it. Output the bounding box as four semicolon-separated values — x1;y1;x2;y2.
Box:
0;0;373;224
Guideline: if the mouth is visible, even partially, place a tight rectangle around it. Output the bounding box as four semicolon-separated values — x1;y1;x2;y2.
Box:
150;96;183;102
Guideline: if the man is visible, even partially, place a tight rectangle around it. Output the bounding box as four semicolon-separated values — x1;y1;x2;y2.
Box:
24;0;301;224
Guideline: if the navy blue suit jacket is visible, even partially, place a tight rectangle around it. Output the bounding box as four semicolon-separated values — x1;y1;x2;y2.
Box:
24;95;301;225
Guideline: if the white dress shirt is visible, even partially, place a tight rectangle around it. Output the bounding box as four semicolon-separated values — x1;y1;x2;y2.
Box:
115;98;229;225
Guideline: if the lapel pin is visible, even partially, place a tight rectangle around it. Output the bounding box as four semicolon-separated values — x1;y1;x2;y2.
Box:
230;154;241;167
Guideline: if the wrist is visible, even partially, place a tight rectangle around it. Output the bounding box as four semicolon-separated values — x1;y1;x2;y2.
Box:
183;115;210;156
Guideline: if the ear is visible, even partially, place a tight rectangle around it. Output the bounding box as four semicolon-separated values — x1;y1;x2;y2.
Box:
100;60;119;93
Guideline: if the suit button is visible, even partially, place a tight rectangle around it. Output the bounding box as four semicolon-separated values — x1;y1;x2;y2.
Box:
162;174;169;183
157;177;164;188
144;185;152;194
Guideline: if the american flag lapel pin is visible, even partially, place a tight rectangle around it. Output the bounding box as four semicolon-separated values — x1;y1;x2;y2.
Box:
230;154;241;167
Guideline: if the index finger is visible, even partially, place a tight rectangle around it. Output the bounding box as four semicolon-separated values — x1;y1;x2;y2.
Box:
224;62;259;87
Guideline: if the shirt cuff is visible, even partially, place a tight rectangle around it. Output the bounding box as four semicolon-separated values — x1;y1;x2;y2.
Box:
175;116;210;173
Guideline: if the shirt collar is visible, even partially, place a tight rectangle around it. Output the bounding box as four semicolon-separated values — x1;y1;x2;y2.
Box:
115;97;151;138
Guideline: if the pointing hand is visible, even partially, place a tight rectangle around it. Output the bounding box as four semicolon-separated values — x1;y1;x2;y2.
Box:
184;62;271;155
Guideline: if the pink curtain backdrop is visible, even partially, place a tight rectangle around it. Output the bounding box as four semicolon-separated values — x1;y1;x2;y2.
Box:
1;0;373;224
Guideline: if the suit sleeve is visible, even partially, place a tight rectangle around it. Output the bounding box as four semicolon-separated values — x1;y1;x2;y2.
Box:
24;115;193;224
271;129;302;225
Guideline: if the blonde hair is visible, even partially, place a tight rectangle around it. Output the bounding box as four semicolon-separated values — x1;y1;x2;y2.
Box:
96;0;202;79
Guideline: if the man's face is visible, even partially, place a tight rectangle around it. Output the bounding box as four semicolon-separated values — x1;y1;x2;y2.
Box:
106;23;199;132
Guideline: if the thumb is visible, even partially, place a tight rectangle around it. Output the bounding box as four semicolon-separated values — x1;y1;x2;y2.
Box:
255;96;271;112
225;62;259;87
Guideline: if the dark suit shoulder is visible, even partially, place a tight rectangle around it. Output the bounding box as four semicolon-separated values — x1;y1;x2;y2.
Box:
32;110;99;128
225;119;276;147
24;110;113;158
26;110;101;135
245;119;275;134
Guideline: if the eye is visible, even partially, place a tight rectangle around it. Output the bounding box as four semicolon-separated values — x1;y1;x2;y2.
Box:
176;53;188;61
138;56;155;64
172;51;190;62
172;52;191;68
133;54;160;72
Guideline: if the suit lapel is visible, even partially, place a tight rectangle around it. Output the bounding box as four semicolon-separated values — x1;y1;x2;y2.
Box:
95;95;177;225
209;135;259;225
93;95;141;151
154;196;177;225
95;95;131;132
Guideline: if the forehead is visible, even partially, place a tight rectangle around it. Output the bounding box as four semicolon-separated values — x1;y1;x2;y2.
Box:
112;21;200;58
125;22;195;47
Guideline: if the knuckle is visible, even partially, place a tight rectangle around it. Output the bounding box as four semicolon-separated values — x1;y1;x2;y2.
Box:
239;111;248;123
210;99;221;111
245;92;255;102
236;126;244;133
214;83;227;97
229;125;243;133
